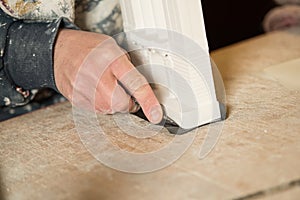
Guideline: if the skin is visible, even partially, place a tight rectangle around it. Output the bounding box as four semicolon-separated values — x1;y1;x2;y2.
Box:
53;29;163;124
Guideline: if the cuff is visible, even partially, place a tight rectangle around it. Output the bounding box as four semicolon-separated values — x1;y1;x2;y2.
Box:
3;18;77;91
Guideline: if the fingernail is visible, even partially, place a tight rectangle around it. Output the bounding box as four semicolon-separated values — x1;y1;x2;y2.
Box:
150;106;163;124
130;102;141;113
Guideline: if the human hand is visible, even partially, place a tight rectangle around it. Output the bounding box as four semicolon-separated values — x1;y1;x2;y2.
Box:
53;29;163;124
263;5;300;32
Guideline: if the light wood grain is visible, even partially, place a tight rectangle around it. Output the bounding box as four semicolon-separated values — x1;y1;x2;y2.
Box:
1;28;300;200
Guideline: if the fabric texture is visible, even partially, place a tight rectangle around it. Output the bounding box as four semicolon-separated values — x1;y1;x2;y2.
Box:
4;18;76;91
0;8;34;107
75;0;123;35
0;8;76;107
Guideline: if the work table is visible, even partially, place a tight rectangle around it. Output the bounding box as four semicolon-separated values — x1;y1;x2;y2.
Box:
1;28;300;200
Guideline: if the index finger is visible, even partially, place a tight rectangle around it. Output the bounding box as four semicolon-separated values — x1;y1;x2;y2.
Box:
110;55;163;124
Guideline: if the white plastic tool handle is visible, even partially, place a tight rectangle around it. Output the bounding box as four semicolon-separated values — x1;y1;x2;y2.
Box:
119;0;222;129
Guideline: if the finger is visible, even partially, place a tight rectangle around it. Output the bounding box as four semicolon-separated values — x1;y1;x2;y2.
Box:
111;56;163;124
120;48;131;61
95;71;139;114
111;84;140;113
128;98;141;113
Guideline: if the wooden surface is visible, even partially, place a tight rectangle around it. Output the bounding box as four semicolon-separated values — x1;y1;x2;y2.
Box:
1;28;300;200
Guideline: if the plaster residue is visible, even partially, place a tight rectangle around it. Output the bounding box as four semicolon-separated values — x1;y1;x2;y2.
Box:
13;0;41;17
0;0;74;21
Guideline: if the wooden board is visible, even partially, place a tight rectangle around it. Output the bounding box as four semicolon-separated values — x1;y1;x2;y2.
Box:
1;28;300;200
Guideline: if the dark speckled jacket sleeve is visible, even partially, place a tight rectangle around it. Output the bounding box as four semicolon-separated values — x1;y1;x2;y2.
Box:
0;9;77;107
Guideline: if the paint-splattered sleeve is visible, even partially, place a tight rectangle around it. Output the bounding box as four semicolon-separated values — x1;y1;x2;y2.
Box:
0;8;77;107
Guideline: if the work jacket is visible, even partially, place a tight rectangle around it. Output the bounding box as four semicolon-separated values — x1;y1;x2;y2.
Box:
0;0;122;107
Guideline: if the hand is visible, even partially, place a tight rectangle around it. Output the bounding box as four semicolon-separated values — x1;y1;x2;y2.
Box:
53;29;163;124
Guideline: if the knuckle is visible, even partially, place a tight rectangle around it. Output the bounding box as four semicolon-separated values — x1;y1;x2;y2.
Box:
123;74;148;94
109;54;128;70
102;107;114;114
95;100;113;114
112;99;129;113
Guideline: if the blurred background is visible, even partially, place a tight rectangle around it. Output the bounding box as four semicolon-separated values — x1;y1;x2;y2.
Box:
202;0;276;50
